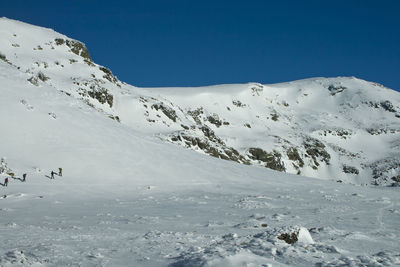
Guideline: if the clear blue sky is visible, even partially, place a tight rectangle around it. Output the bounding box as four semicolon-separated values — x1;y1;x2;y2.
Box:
1;0;400;90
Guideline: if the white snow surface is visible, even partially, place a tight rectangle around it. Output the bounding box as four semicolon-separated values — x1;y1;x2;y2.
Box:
1;17;400;266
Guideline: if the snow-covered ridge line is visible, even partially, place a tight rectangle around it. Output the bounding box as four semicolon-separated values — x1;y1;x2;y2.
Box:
1;17;399;186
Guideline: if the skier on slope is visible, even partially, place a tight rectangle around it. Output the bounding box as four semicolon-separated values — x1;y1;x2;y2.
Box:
22;173;27;182
58;168;62;177
51;171;55;179
4;177;9;186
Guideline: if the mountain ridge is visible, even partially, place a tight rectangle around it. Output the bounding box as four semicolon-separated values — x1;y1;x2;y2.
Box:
1;17;399;186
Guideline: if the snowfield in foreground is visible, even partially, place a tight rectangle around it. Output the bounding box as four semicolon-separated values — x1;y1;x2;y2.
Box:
0;17;400;266
1;166;400;266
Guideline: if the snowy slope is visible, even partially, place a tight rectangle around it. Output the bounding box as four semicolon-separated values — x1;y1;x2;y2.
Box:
1;17;399;186
138;78;400;186
1;18;400;266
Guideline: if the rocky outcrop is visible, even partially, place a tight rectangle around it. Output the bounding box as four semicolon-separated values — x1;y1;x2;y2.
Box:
55;38;92;61
168;128;249;164
99;66;119;85
248;148;286;172
303;137;331;169
152;103;178;122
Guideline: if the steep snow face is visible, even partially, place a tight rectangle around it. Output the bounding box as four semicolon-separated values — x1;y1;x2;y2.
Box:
1;17;399;186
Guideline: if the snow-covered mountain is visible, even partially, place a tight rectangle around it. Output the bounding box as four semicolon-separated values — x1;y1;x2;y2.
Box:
1;18;400;266
2;18;398;186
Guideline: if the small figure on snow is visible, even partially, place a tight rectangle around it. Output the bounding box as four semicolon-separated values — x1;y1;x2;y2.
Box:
51;171;55;179
58;168;62;177
22;173;27;182
4;177;9;187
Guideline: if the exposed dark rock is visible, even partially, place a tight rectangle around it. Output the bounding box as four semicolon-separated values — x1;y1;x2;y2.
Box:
250;84;263;96
364;101;381;109
152;103;178;122
54;38;65;45
200;126;223;144
343;165;359;175
328;84;347;95
366;128;381;135
248;148;263;160
391;175;400;183
248;148;285;172
366;127;399;135
0;52;11;64
84;59;95;67
48;112;57;119
55;38;92;61
168;126;250;164
108;115;120;122
27;76;39;86
207;114;222;127
271;113;279;121
37;72;50;82
304;137;331;167
278;232;298;244
322;129;352;139
380;100;396;113
232;100;246;107
369;158;400;184
66;40;92;61
337;129;351;138
87;88;113;107
223;148;247;163
188;108;204;124
171;133;248;164
99;66;118;84
286;147;304;168
27;70;50;85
